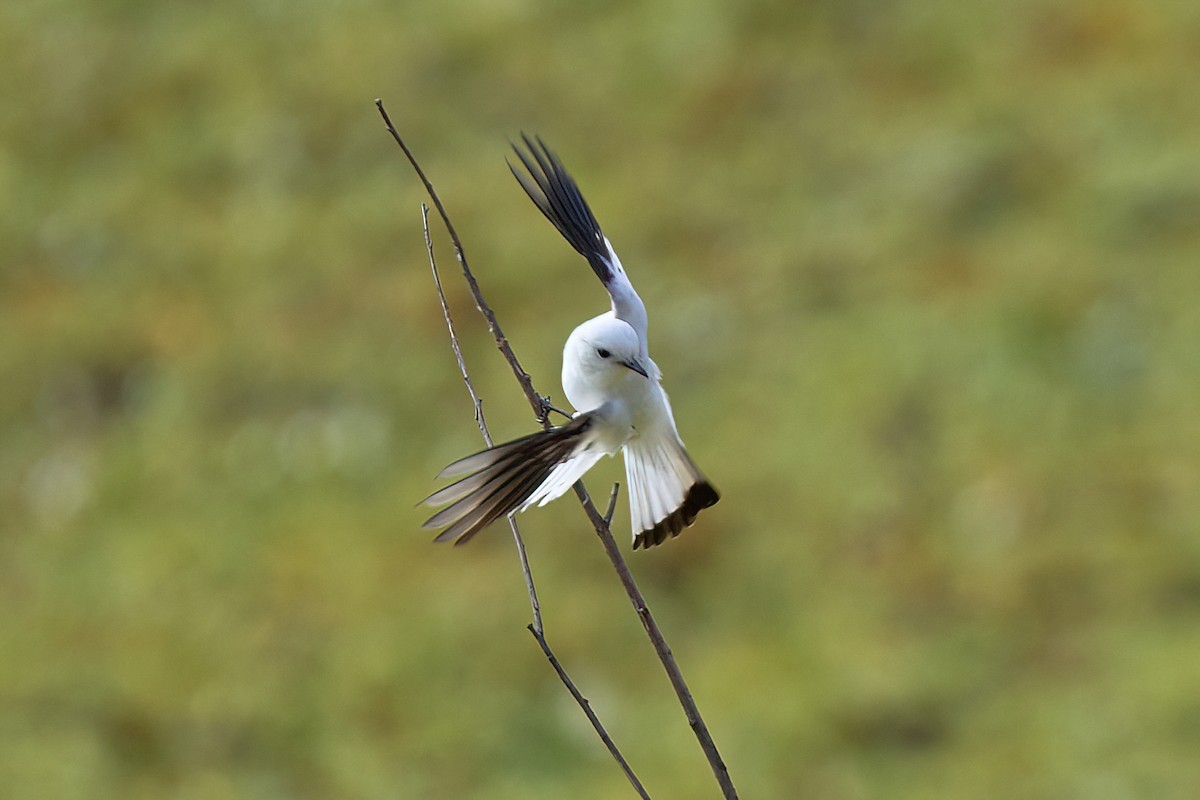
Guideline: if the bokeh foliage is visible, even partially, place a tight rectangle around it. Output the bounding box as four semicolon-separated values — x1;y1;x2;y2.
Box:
3;0;1199;797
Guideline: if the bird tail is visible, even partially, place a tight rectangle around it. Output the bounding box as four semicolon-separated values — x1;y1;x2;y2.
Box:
624;433;719;549
421;415;598;545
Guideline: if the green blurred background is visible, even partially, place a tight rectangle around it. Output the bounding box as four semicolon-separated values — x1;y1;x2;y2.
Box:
3;1;1199;797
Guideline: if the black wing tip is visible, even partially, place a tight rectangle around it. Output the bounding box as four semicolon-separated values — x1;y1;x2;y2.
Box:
508;134;613;283
632;481;720;550
511;131;555;164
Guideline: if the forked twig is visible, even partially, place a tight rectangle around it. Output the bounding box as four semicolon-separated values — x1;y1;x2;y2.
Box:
384;100;738;800
421;203;646;798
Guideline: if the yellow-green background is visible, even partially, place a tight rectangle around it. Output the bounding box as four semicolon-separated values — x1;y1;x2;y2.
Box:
3;1;1198;797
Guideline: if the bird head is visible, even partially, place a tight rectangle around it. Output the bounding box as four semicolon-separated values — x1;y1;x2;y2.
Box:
567;317;648;382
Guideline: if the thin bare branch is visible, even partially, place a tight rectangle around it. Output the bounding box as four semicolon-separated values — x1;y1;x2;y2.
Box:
386;100;738;799
378;99;550;426
528;624;651;800
422;204;542;632
572;483;738;798
603;483;621;526
423;204;491;445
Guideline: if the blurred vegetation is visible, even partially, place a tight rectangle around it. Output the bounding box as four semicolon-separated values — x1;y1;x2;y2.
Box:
3;0;1199;797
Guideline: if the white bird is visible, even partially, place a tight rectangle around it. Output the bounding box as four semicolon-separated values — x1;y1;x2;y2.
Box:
422;135;718;549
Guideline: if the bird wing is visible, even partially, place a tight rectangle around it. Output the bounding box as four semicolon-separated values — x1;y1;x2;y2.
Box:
422;414;602;545
509;134;649;352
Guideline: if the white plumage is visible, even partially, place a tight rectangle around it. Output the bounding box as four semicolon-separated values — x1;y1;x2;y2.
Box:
423;136;718;549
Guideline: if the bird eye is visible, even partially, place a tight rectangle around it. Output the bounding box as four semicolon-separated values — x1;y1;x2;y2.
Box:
596;348;611;359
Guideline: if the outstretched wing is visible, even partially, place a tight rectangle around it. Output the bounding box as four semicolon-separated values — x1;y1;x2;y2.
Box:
422;414;600;545
509;134;648;352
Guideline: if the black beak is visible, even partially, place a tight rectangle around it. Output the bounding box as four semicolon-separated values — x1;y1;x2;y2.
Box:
621;358;649;379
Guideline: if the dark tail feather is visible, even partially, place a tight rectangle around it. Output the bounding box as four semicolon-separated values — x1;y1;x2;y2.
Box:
632;481;720;550
625;434;720;550
422;415;592;545
508;134;615;285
